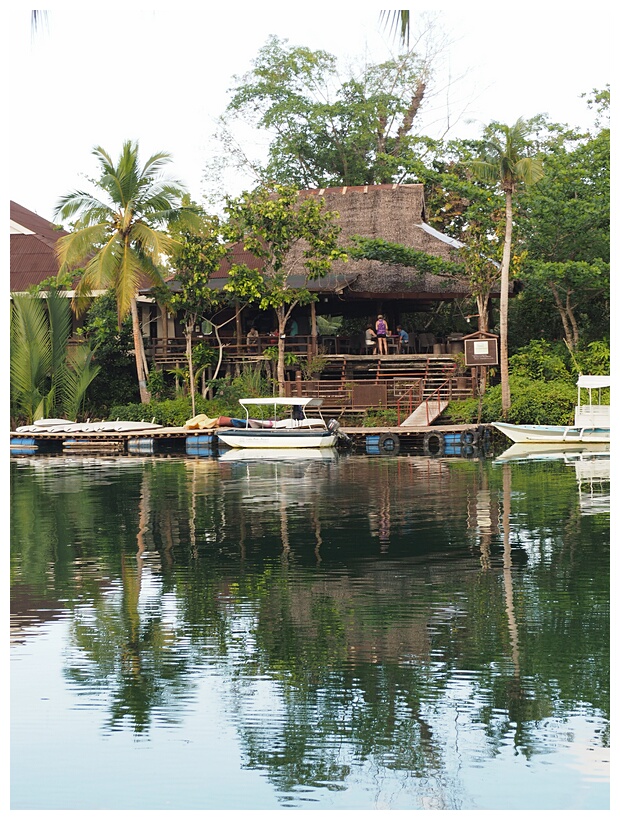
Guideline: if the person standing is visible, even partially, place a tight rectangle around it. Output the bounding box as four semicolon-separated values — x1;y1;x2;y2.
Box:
375;314;389;355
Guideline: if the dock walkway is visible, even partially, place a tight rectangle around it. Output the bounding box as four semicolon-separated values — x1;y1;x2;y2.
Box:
10;423;493;457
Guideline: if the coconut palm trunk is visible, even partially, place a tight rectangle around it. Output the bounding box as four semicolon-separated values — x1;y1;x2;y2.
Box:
131;298;151;404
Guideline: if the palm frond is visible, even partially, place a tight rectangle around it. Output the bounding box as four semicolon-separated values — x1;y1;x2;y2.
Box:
10;294;51;422
63;343;101;420
379;10;410;46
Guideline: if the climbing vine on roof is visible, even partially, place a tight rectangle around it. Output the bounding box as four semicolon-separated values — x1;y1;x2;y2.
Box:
348;236;465;277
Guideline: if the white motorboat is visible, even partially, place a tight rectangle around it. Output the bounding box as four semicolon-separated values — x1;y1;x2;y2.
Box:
216;397;344;449
492;375;610;444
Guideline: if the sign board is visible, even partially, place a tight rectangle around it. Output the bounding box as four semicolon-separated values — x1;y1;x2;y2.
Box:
464;337;498;366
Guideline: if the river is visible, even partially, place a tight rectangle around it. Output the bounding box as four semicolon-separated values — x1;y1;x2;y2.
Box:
10;447;610;810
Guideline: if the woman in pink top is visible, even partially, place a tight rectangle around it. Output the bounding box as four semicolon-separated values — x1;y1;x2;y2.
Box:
375;314;389;355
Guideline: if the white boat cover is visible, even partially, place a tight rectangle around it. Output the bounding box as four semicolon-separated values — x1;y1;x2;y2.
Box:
577;375;611;389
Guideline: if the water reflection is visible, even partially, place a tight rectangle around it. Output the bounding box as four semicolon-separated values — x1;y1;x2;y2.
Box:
10;451;609;810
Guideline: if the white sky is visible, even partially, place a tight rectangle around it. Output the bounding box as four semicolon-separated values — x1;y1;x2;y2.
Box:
6;2;612;224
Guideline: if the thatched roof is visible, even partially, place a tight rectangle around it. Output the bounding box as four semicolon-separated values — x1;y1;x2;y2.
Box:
296;184;479;301
160;184;502;309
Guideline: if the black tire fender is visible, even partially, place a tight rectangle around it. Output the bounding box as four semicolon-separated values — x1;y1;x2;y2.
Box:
423;431;445;456
378;432;400;454
460;429;478;446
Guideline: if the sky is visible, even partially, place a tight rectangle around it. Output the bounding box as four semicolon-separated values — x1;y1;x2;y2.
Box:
6;2;612;225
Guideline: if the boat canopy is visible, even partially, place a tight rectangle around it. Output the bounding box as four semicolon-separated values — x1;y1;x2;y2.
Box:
577;375;611;389
239;397;324;408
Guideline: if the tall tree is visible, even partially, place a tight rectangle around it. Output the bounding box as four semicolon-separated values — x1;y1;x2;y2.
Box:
214;35;434;189
223;184;346;395
55;140;201;403
168;213;229;416
517;96;610;351
471;119;544;416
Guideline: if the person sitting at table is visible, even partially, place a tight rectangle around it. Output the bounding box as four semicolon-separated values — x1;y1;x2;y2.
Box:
364;324;377;353
375;314;389;355
246;326;259;351
396;325;409;353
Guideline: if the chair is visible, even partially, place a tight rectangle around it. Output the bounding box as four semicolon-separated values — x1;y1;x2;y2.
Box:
417;333;435;353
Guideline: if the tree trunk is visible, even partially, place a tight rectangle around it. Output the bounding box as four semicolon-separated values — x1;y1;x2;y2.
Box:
277;309;286;397
131;298;151;404
499;193;513;417
476;294;490;333
185;319;196;418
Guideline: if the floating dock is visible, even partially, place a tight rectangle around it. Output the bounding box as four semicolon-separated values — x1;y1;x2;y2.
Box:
10;423;495;458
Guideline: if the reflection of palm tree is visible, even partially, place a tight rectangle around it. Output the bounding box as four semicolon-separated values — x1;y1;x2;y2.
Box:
501;464;520;677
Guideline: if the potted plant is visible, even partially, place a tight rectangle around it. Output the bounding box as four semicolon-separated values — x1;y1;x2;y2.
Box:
453;352;469;390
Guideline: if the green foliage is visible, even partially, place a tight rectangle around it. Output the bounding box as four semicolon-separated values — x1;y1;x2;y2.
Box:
221;35;432;187
210;368;274;409
446;376;578;425
572;340;610;375
349;236;463;277
55;140;201;321
192;342;218;372
363;407;399;427
224;182;346;392
145;369;169;401
516;114;610;348
10;291;100;424
263;346;299;366
509;340;572;382
54;139;203;403
300;354;328;380
168;214;228;322
78;292;139;412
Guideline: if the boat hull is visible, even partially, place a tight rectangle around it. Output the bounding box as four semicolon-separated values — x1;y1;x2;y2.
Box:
217;428;338;449
495;442;610;461
493;421;610;444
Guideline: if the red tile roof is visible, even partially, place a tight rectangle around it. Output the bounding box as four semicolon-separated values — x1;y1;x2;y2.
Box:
10;201;68;292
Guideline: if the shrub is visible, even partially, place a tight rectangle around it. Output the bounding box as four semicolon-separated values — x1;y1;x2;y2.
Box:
445;376;578;425
509;339;572;382
363;407;399;427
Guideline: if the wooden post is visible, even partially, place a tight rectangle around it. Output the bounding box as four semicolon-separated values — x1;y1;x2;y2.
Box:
235;301;242;354
310;301;318;356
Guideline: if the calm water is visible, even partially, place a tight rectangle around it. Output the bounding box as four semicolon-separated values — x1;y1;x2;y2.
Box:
10;447;610;811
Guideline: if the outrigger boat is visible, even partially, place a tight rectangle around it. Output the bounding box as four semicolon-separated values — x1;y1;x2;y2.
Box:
15;419;163;434
216;397;346;449
493;375;610;445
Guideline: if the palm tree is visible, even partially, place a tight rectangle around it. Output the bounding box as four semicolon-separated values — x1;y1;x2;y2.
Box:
55;140;200;403
471;119;544;416
10;290;100;424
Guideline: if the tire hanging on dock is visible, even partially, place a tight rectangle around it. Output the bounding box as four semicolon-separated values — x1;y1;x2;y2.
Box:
422;431;445;456
460;429;478;446
378;432;400;454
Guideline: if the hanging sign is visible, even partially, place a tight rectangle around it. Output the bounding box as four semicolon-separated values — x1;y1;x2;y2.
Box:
464;336;498;366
